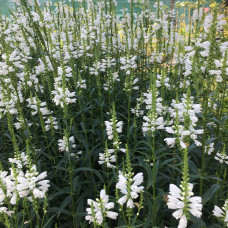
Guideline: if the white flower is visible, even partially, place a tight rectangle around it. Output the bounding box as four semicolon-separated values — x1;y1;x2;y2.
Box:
116;121;123;133
205;143;214;155
105;121;113;140
213;200;228;226
173;209;183;219
166;127;175;134
0;153;49;215
166;96;203;148
58;135;76;152
189;197;202;217
14;122;22;129
33;188;45;198
167;183;202;228
52;87;76;108
85;189;118;225
215;152;228;164
106;211;118;219
127;198;134;208
133;173;144;186
98;148;116;168
213;206;224;217
31;12;40;22
116;171;144;208
118;195;127;205
164;138;176;148
178;215;187;228
95;210;103;224
214;59;222;67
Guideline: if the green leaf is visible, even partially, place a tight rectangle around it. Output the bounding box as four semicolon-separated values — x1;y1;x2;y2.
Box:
42;214;56;228
57;195;72;217
189;216;206;228
202;184;220;204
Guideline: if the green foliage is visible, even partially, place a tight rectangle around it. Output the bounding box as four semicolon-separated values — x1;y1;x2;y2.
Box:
0;0;227;227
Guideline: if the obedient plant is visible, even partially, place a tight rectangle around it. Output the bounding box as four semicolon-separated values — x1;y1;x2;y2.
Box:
213;200;228;227
85;189;118;226
167;147;203;228
0;0;227;227
0;151;49;227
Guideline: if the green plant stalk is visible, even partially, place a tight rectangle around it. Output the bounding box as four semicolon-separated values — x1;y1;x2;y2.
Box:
130;0;134;54
97;72;105;143
126;70;134;145
36;96;54;165
152;131;157;226
6;112;19;157
77;96;92;168
200;92;209;196
41;196;48;227
133;116;137;148
69;157;76;228
127;91;132;146
182;148;190;219
200;9;218;195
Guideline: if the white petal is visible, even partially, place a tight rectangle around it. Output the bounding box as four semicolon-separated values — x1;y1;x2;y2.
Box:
178;215;187;228
133;172;144;186
118;195;127;205
213;206;224;217
127;198;134;208
106;211;118;220
172;209;183;219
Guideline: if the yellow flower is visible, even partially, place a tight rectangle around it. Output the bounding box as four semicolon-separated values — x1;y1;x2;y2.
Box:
209;2;217;8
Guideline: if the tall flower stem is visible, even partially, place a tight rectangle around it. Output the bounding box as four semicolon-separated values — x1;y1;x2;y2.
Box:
68;156;76;228
152;131;157;226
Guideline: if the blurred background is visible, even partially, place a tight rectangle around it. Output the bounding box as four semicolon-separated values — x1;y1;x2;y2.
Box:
0;0;224;18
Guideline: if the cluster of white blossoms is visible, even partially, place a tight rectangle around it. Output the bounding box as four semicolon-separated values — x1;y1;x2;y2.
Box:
156;74;171;89
167;183;202;228
98;147;116;168
51;66;77;108
142;115;164;134
105;119;123;141
164;124;203;149
76;78;87;90
116;171;144;208
169;95;202;122
27;97;52;116
131;94;144;117
85;189;118;225
0;85;23;118
104;72;120;91
55;66;74;85
120;55;137;75
213;200;228;226
52;87;76;108
214;144;228;164
0;152;49;217
131;99;144;117
142;90;166;135
58;135;76;152
209;47;228;83
100;106;125;168
214;152;228;165
143;91;165;113
205;142;215;155
90;58;116;76
181;12;228;82
26;97;58;132
165;94;203;149
89;61;106;76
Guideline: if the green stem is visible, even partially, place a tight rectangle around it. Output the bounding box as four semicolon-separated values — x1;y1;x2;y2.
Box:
152;131;156;226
